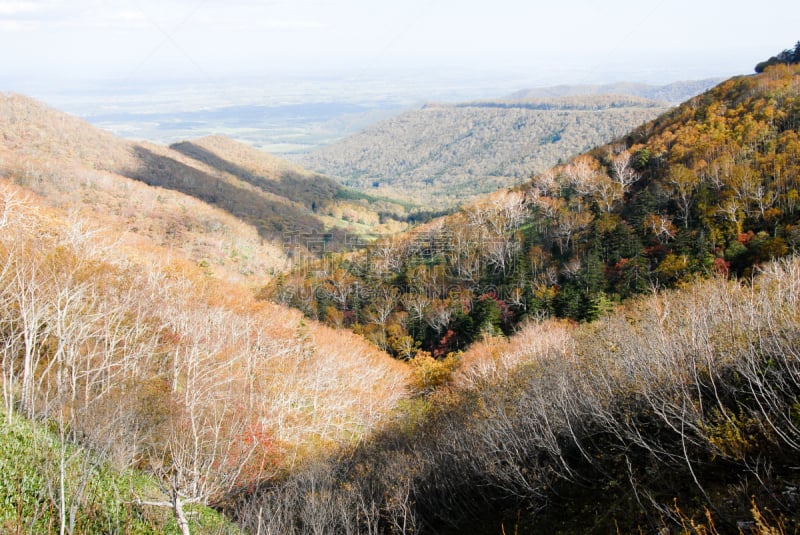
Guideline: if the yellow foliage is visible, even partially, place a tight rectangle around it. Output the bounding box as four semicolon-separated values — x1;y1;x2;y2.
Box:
409;351;461;395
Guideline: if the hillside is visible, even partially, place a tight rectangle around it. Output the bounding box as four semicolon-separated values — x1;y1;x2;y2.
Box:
296;95;668;206
244;256;800;532
508;77;722;102
0;178;411;532
0;93;417;278
272;63;800;358
249;63;800;533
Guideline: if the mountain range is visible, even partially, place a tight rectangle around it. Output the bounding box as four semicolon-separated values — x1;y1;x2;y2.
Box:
293;79;722;208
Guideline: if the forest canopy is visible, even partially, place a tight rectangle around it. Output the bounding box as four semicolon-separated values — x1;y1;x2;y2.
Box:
269;63;800;359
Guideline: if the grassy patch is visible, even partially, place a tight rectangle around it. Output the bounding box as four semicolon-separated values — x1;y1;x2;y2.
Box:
0;414;236;534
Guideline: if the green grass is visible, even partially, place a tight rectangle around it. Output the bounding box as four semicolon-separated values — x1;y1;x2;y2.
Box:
0;414;238;534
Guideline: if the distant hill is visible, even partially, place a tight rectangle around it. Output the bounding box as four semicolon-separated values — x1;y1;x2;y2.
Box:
508;78;723;103
0;93;418;283
296;95;668;207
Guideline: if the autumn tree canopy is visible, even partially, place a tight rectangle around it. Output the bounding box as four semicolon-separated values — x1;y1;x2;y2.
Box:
269;63;800;358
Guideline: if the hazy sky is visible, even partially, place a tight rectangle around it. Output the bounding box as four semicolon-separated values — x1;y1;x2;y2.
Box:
1;0;799;92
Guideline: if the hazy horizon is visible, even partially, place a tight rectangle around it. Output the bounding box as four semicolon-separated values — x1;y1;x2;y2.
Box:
3;0;798;152
3;0;798;98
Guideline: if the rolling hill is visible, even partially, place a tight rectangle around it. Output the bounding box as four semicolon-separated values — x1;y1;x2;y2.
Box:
296;95;669;207
0;93;418;284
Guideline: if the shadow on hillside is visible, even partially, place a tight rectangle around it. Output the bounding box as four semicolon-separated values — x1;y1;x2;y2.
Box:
169;141;343;210
123;145;338;244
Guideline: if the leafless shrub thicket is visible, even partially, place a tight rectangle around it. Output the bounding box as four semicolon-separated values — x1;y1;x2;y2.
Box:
236;257;800;533
0;181;409;534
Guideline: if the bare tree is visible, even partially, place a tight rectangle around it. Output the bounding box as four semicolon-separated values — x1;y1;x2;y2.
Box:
592;175;624;213
324;267;358;310
644;213;677;244
552;206;593;255
666;164;700;227
609;150;640;191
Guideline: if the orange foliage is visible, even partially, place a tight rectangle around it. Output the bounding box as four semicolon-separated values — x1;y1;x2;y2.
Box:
0;178;411;507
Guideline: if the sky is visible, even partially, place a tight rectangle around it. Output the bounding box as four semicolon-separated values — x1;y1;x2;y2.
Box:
1;0;799;97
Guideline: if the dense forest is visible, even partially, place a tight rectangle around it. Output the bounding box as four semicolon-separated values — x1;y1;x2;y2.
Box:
297;96;668;206
270;64;800;359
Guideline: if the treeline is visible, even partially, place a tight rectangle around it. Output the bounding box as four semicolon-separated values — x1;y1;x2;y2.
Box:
166;135;419;236
126;139;413;246
0;182;409;533
755;41;800;73
508;78;722;103
268;64;800;358
236;257;800;533
457;94;666;111
296;97;667;207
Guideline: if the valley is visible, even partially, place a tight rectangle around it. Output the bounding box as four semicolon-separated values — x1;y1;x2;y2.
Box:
1;43;800;534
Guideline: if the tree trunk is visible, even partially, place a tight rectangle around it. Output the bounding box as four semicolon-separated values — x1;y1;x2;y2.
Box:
172;493;191;535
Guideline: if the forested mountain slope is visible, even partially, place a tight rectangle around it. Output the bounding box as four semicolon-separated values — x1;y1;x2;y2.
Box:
245;63;800;534
271;64;800;358
297;95;668;206
0;93;284;283
0;93;415;274
0;93;419;531
244;255;800;533
0;178;410;532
